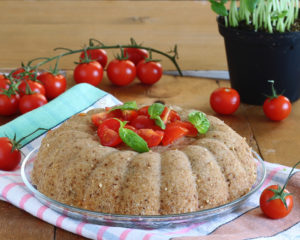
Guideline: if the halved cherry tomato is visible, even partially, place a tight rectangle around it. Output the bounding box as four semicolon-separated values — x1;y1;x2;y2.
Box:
18;80;46;97
124;124;137;133
124;48;149;66
172;121;198;137
80;49;108;68
97;118;122;147
161;107;181;123
122;110;138;122
91;109;122;127
137;106;150;117
162;122;189;146
137;129;164;147
131;115;156;129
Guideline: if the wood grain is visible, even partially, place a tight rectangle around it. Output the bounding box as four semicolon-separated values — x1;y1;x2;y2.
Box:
0;1;226;71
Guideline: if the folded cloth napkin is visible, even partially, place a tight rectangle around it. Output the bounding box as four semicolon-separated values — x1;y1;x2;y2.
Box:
0;83;299;240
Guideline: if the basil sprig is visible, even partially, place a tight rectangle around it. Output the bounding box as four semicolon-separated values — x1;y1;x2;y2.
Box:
117;120;149;153
110;101;138;112
148;103;166;130
188;111;210;134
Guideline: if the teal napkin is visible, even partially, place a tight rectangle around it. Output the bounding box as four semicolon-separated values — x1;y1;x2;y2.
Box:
0;83;107;146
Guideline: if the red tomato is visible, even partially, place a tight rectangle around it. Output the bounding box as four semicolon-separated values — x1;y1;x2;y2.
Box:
260;185;293;219
210;87;240;115
131;115;156;129
18;80;46;97
124;48;149;66
91;109;122;127
0;75;10;91
19;93;48;114
162;122;189;146
0;93;20;116
97;118;122;147
263;96;291;121
0;137;21;171
173;121;198;137
161;107;181;123
11;68;35;80
137;106;150;117
137;129;164;147
37;72;67;100
122;110;138;122
107;59;136;86
73;61;103;86
124;124;137;133
80;49;108;68
136;60;163;85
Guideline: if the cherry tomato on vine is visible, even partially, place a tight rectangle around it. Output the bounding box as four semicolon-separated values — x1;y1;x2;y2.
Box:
73;61;103;86
263;80;292;121
80;49;108;68
0;93;20;116
0;137;21;171
136;60;163;85
124;48;149;66
37;72;67;100
107;59;136;86
210;87;240;115
18;80;46;97
19;93;48;114
11;68;35;80
0;75;10;91
260;185;293;219
263;96;291;121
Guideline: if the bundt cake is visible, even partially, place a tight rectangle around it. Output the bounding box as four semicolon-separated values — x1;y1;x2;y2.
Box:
31;103;257;215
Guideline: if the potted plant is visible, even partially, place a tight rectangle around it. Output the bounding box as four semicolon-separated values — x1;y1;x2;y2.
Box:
209;0;300;105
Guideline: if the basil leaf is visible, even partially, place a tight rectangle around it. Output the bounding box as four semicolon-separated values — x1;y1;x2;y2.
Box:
110;101;138;111
209;0;228;16
119;127;149;153
188;111;210;134
148;103;166;129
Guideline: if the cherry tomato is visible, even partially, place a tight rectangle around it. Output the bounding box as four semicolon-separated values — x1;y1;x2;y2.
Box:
137;129;164;147
107;59;136;86
91;109;122;127
172;121;198;137
19;93;48;114
260;185;293;219
97;118;122;147
0;75;10;91
0;93;20;116
161;107;181;124
37;72;67;100
136;60;163;85
124;124;137;133
0;137;21;171
18;80;46;97
137;106;150;117
73;61;103;86
162;122;189;146
122;110;138;122
124;48;149;66
263;96;291;121
80;49;108;68
131;115;156;129
11;68;35;80
210;87;240;115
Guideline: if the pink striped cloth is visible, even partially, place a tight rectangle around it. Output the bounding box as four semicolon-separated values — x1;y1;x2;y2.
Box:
0;95;299;240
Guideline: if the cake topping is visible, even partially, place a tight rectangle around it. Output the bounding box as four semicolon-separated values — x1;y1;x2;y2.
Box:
92;101;210;152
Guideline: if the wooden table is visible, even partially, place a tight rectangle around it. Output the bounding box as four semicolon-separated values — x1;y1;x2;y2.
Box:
0;1;300;239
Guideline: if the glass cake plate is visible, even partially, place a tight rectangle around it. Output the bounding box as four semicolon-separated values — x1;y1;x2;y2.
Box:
21;148;266;229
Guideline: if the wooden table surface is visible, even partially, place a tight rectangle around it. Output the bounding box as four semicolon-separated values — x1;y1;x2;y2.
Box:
0;1;300;239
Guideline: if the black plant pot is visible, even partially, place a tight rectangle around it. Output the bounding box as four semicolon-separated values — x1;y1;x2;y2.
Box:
218;17;300;105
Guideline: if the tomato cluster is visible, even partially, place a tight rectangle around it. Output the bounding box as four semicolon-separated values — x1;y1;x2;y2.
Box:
91;105;197;148
0;68;67;116
74;48;163;87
